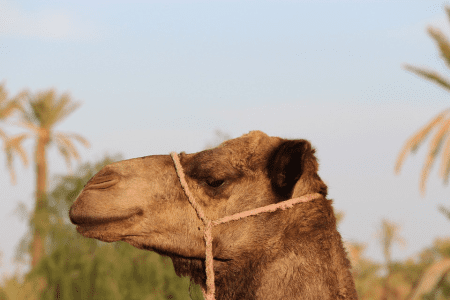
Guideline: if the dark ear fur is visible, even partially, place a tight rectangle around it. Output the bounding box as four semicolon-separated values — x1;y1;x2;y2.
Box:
267;140;312;199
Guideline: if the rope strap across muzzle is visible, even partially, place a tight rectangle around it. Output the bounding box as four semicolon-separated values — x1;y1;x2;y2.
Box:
170;152;322;300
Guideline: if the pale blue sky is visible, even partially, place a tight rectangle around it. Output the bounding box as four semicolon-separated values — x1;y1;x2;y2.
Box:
1;0;450;277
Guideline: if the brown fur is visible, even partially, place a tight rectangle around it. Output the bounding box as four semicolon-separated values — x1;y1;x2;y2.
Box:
70;130;358;299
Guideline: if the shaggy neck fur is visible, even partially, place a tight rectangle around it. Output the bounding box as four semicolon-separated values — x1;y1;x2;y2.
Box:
169;196;356;300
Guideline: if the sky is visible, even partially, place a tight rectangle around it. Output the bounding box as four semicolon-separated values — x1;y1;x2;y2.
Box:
1;0;450;278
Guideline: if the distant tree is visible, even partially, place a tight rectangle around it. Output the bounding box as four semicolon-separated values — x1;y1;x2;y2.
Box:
376;219;406;300
12;89;90;268
13;155;204;300
346;242;382;300
395;6;450;196
0;82;28;185
407;238;450;299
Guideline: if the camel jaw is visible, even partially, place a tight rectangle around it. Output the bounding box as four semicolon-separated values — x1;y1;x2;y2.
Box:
71;203;144;243
74;218;140;242
75;225;123;242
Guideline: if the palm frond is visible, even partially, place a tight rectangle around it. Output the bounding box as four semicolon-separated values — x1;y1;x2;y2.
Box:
56;143;73;173
439;134;450;183
420;154;436;196
5;133;30;167
4;151;17;185
0;100;19;120
438;205;450;220
419;119;450;194
395;110;450;174
56;134;80;159
33;90;56;127
53;93;81;125
11;90;30;117
421;119;450;192
427;26;450;69
17;89;81;128
0;83;21;120
65;132;90;148
54;132;89;172
0;81;6;99
407;258;450;300
404;64;450;92
0;128;6;140
2;133;30;184
15;95;40;127
446;6;450;24
13;120;41;135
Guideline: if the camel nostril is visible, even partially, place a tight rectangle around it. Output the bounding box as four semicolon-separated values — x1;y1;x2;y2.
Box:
84;172;120;190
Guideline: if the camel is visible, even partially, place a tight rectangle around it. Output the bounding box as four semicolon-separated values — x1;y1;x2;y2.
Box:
69;130;358;299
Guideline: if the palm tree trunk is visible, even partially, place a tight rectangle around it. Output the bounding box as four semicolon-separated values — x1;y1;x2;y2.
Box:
381;269;391;300
31;131;49;267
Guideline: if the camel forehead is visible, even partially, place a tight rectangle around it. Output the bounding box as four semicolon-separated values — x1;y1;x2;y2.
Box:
223;130;280;151
219;130;269;147
205;130;282;171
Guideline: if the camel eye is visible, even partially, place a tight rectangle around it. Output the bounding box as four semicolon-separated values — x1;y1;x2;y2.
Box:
206;179;225;188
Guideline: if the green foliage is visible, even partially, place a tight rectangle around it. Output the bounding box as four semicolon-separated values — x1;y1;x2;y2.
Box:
0;272;44;300
10;154;204;300
28;239;203;300
405;238;450;300
347;223;450;299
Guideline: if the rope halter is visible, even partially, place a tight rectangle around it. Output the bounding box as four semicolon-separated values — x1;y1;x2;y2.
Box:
170;152;322;300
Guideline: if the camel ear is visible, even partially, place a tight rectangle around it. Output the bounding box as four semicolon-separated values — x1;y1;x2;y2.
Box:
267;140;311;199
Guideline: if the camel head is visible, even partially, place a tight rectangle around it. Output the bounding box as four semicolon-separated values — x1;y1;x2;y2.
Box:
69;130;356;300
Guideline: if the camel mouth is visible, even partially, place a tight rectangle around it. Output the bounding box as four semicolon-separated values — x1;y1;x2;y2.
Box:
70;207;143;227
72;208;144;242
72;213;136;226
76;225;123;242
75;223;145;242
149;247;232;263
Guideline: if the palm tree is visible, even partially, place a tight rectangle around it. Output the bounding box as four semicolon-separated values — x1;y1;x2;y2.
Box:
14;89;90;267
376;219;406;300
395;6;450;195
0;82;29;185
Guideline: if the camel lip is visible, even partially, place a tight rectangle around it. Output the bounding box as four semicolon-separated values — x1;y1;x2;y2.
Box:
73;213;140;237
71;215;131;226
70;207;143;226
